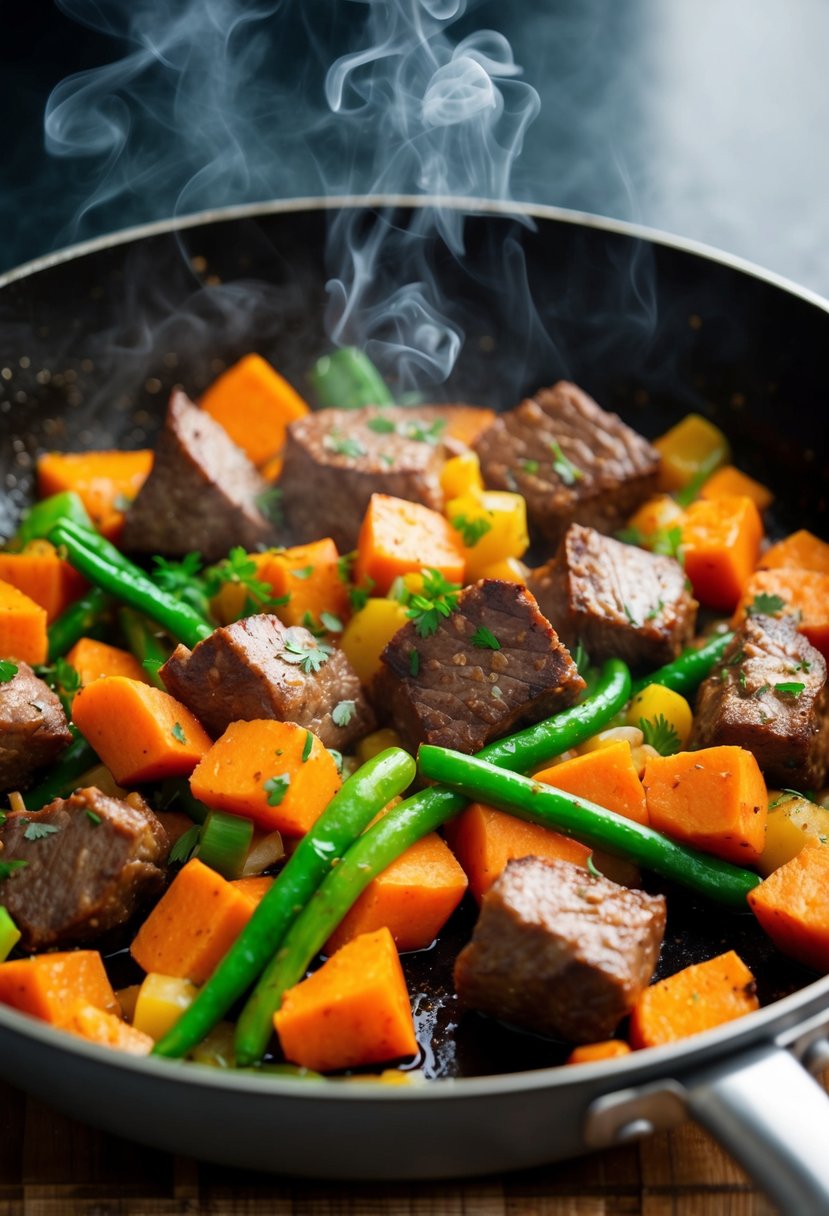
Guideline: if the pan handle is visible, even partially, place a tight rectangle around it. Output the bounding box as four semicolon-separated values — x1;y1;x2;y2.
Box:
684;1041;829;1211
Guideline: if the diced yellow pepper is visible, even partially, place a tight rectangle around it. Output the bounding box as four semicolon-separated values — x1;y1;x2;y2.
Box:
440;451;484;500
340;597;409;682
356;727;403;765
626;684;694;749
626;494;685;540
654;413;730;493
757;792;829;877
446;490;529;581
133;972;199;1040
475;556;528;584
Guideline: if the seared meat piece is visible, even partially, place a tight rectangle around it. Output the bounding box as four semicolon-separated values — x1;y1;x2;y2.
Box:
161;614;375;751
121;389;275;561
454;856;666;1043
374;579;584;754
0;787;168;951
473;382;659;549
690;614;829;788
527;524;697;670
0;661;72;792
279;405;448;551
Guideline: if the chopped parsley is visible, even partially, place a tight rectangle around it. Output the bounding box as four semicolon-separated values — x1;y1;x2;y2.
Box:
367;416;396;434
23;821;60;842
281;634;334;674
753;683;771;699
405;568;462;638
451;514;492;548
327;749;344;774
640;714;681;756
301;611;326;638
171;722;187;744
644;598;665;622
348;578;374;611
169;825;201;864
400;418;446;445
746;592;786;617
203;547;289;618
337;552;356;583
320;612;344;633
264;773;291;807
325;432;367;459
0;860;28;881
470;625;501;650
291;566;314;580
520;458;539;476
301;732;314;763
622;602;638;626
332;699;356;727
0;660;18;684
152;551;210;616
549;439;583;486
650;526;684;563
380;453;396;467
408;648;420;677
775;681;805;698
36;656;82;711
86;810;102;827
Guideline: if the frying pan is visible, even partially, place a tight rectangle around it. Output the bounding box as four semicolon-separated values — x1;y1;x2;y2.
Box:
1;196;829;1210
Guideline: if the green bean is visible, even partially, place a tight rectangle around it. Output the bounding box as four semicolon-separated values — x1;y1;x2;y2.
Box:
49;520;212;649
309;347;394;410
118;607;169;689
417;745;760;910
233;659;631;1066
14;492;93;549
630;631;734;698
47;586;112;661
153;747;417;1060
24;728;98;810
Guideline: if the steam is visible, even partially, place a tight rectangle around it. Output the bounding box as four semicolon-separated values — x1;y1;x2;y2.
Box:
38;0;543;398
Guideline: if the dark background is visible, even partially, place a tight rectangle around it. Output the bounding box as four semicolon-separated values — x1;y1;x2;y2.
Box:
2;0;829;298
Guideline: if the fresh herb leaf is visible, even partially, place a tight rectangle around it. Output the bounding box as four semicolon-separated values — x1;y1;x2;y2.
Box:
549;439;583;486
86;810;102;826
615;525;645;546
332;700;356;727
171;722;187;744
408;648;420;677
400;418;446;445
0;660;18;683
674;454;722;508
650;526;684;563
281;634;334;674
367;416;396;434
470;625;501;650
754;683;770;699
23;821;60;841
152;552;210;616
169;825;201;864
0;860;27;881
301;611;326;638
327;749;344;774
644;598;665;622
291;566;314;580
255;485;284;526
320;612;343;633
520;458;539;476
337;552;356;583
622;602;638;626
204;546;288;618
301;732;313;763
324;432;366;459
405;568;462;638
380;453;396;467
747;592;786;617
264;773;291;806
451;514;492;548
640;714;681;756
775;681;805;698
348;578;375;612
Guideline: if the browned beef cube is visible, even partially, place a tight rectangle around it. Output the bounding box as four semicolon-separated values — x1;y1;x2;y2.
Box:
690;614;829;788
374;579;584;754
279;405;447;551
527;524;697;670
121;389;275;561
473;382;660;550
454;856;666;1043
0;787;168;951
0;661;72;792
161;614;375;751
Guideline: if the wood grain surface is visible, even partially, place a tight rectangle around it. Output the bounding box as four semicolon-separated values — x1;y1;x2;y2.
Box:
0;1076;780;1216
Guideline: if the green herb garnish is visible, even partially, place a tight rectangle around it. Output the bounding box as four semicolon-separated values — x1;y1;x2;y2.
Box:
301;732;314;763
281;635;334;674
451;514;492;548
332;700;356;727
0;660;18;684
746;592;786;617
640;714;681;756
320;612;344;633
171;722;187;744
408;648;420;677
325;432;367;459
264;774;291;807
775;682;805;698
549;439;583;486
169;825;201;864
23;822;60;842
470;625;501;650
405;569;462;638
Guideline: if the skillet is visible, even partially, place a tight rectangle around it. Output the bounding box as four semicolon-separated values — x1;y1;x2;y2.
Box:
1;195;829;1209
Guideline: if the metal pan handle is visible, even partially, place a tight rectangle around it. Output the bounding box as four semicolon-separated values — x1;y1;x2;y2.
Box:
685;1042;829;1212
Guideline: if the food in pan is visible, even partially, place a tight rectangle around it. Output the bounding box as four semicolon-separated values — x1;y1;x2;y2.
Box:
0;346;828;1076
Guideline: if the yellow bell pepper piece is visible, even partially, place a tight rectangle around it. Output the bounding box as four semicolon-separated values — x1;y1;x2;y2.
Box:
133;972;199;1040
447;490;529;581
626;684;693;749
356;727;404;765
440;451;484;500
475;556;528;584
626;494;685;540
757;792;829;877
340;597;409;682
654;413;730;493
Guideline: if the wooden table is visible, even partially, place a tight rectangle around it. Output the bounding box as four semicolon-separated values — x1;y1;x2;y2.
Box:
0;1078;778;1215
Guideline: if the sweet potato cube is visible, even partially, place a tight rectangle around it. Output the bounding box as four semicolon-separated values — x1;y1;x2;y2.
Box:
748;844;829;972
0;542;86;624
0;580;48;664
131;858;260;985
354;493;465;595
445;801;590;903
325;832;468;954
629;950;758;1049
734;569;829;660
37;449;153;542
72;676;212;784
699;465;773;511
680;495;763;612
642;746;767;866
189;720;341;836
66;636;150;686
758;529;829;574
273;926;418;1072
566;1040;632;1065
534;740;649;826
63;1002;154;1055
258;538;350;631
0;951;120;1025
200;353;309;467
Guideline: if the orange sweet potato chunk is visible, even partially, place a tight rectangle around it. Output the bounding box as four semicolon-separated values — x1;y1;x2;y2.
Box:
0;542;86;624
733;569;829;660
200;353;309;467
65;637;150;686
273;926;418;1072
37;449;153;542
566;1040;632;1065
758;529;829;574
680;495;763;612
63;1002;154;1055
629;950;758;1049
642;746;767;866
354;493;465;595
131;858;260;984
71;676;212;784
258;538;350;630
534;740;649;827
747;844;829;972
0;580;48;664
699;465;773;511
324;831;468;954
0;951;120;1025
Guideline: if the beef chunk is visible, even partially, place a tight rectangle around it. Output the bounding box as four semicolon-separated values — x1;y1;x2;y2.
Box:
527;524;697;670
161;614;375;751
0;787;168;951
473;382;659;549
0;661;72;792
279;405;448;551
374;579;584;754
690;614;829;788
454;856;666;1043
121;389;275;561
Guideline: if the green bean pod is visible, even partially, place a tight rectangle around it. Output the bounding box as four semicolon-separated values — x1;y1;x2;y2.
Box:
14;491;93;549
630;631;734;698
24;728;98;810
417;745;760;909
118;607;169;689
47;587;112;661
309;348;394;410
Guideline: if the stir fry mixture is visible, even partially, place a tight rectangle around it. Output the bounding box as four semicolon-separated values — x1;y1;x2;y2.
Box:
0;348;828;1077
